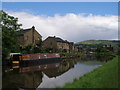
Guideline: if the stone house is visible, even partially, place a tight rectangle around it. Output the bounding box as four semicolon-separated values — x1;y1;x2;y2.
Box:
42;36;74;53
18;26;42;47
69;42;74;52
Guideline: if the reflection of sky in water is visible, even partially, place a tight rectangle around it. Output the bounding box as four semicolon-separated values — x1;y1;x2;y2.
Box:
38;63;101;88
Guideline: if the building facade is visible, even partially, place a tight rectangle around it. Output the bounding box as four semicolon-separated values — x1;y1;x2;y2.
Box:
18;26;42;47
42;36;74;53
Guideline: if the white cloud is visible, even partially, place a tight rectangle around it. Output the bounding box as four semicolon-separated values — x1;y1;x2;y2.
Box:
6;11;118;42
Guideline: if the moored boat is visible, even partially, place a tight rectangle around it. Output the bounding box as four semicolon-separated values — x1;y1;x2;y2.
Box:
12;53;61;66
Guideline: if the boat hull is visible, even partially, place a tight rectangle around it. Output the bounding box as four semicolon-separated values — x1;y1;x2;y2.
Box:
12;53;61;66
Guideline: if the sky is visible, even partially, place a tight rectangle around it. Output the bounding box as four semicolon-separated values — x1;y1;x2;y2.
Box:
2;2;118;42
2;0;120;2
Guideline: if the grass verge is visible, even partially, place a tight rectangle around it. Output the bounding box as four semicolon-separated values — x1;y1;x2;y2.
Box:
57;56;118;88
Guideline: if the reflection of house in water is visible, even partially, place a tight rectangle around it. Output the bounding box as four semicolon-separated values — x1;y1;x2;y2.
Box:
43;59;76;78
2;71;43;88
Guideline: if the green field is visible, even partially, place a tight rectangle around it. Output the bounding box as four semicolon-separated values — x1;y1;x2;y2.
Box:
76;40;119;45
57;56;118;88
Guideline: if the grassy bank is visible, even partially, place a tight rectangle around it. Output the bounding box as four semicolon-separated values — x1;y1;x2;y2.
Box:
57;56;118;88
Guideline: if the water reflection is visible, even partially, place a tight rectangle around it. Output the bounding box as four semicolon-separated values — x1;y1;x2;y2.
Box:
39;60;101;88
2;61;60;89
3;69;43;88
2;57;104;89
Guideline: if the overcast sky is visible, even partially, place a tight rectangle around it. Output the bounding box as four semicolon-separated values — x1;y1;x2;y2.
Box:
2;2;118;43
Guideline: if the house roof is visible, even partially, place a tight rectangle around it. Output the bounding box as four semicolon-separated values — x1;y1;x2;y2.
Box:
17;26;42;37
48;36;72;43
55;37;66;42
22;28;31;33
16;28;31;35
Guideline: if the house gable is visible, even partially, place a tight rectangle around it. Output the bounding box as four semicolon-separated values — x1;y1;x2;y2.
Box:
18;26;42;47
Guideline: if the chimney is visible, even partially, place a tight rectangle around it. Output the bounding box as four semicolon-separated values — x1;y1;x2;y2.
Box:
32;26;35;30
32;26;35;44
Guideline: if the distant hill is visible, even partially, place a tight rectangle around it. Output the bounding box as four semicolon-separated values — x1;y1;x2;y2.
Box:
76;40;119;46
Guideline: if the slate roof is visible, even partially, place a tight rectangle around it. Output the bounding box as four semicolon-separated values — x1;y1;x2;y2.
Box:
55;37;65;42
17;26;42;37
48;36;69;43
16;28;31;35
22;28;31;33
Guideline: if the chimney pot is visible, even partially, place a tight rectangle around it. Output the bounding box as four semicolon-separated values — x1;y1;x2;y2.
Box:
32;26;35;29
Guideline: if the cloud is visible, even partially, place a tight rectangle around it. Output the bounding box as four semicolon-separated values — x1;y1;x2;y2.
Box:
6;11;118;42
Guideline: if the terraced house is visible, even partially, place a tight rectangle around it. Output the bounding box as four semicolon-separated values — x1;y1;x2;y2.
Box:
18;26;42;48
43;36;74;53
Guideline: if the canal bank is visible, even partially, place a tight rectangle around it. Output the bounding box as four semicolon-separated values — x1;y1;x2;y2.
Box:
57;56;118;88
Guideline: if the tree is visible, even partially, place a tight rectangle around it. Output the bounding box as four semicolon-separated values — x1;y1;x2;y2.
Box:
0;10;22;59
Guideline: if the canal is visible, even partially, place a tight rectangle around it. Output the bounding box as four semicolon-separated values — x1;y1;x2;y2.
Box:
2;56;106;89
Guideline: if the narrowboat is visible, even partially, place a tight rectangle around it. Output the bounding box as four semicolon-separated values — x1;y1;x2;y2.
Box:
12;53;61;66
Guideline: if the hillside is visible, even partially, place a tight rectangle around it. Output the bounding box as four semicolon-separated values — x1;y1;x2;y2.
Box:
76;40;119;45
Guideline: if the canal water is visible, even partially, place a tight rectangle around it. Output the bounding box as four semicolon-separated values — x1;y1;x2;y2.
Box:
2;56;105;89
